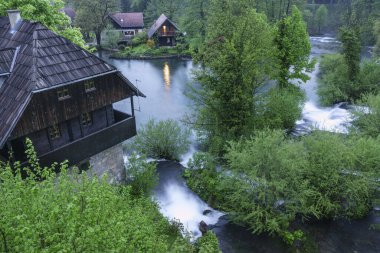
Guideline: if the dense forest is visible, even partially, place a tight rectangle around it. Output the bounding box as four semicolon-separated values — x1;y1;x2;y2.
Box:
1;0;380;252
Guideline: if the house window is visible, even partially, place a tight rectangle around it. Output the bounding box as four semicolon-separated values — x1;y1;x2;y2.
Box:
57;88;70;101
124;31;135;36
162;25;167;34
48;124;61;140
81;112;92;127
84;80;96;93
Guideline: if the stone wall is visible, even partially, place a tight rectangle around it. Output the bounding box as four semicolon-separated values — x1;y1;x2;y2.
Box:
88;143;125;184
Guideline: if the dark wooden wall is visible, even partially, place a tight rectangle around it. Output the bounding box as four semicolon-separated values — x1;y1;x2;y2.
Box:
13;106;117;158
11;73;133;139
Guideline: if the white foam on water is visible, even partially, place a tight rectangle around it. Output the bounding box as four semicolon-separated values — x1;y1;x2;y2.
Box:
154;182;224;240
300;102;353;133
180;130;198;168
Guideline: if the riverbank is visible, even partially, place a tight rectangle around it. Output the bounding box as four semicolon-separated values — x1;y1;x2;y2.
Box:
110;44;192;60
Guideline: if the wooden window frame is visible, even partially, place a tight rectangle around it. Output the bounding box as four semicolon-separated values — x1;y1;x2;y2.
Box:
84;80;96;93
57;88;71;101
80;112;93;127
48;124;61;140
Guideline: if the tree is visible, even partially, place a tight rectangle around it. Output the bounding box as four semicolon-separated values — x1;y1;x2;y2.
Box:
374;18;380;56
188;0;275;154
0;0;87;48
180;0;210;51
144;0;181;26
340;26;361;83
274;6;315;89
315;4;328;34
73;0;120;46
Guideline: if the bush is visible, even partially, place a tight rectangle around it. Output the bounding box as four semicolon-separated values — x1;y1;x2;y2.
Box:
187;130;379;238
195;231;221;253
317;54;350;105
131;31;148;46
318;54;380;106
351;94;380;137
0;139;194;252
125;153;158;197
132;119;191;161
101;24;122;49
254;87;305;130
146;39;155;48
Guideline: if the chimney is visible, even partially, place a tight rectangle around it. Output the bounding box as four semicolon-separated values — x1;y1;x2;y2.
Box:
7;10;22;32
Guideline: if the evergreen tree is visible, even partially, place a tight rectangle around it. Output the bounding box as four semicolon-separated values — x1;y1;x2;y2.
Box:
144;0;181;26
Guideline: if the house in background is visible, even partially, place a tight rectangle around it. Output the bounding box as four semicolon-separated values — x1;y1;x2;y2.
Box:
108;12;144;42
0;10;145;183
148;14;179;47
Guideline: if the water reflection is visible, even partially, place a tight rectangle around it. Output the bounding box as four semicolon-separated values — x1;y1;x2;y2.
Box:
163;62;171;90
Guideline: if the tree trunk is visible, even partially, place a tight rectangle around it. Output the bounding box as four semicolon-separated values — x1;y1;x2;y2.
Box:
96;32;101;46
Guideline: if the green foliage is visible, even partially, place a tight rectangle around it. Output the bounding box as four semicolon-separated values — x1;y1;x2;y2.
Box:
0;139;194;252
373;18;380;56
0;0;87;48
125;153;158;197
131;31;148;46
189;1;275;155
113;44;182;58
254;87;305;130
282;230;304;246
144;0;181;26
73;0;120;45
315;4;328;34
187;130;379;239
185;152;221;206
132;119;191;161
340;27;361;83
274;5;315;88
318;54;380;106
351;94;380;138
195;231;221;253
101;24;122;49
317;54;350;105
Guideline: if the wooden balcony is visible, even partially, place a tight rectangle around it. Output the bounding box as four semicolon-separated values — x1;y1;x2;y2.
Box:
37;110;136;167
158;31;176;37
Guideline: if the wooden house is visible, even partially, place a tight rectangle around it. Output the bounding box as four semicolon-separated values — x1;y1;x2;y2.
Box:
0;10;144;182
148;14;179;47
108;12;144;42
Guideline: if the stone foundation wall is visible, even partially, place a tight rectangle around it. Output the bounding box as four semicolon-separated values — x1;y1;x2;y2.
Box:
89;143;125;184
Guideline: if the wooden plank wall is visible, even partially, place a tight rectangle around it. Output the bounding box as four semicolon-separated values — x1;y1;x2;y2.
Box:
11;73;133;139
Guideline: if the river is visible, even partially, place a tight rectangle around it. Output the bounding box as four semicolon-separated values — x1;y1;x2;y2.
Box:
98;37;380;253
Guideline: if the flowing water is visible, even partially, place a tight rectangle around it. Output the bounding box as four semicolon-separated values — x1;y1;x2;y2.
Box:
98;37;380;252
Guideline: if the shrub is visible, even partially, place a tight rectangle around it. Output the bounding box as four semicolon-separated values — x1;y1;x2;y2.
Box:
317;54;350;106
132;119;191;161
0;139;194;252
101;24;122;49
146;39;155;48
351;94;380;138
125;153;158;197
318;55;380;106
187;130;379;238
195;231;221;253
254;87;305;130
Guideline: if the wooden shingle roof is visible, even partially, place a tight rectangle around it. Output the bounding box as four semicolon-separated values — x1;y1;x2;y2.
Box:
0;16;144;149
